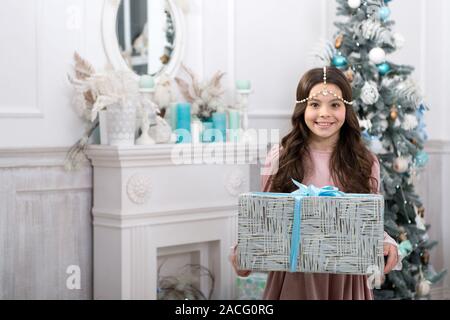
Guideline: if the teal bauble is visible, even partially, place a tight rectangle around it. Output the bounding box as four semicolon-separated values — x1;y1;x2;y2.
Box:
399;240;413;257
384;0;392;3
416;151;429;167
379;7;391;21
332;55;348;68
377;62;391;75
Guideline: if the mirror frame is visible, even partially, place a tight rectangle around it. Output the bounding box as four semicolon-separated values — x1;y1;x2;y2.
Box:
102;0;185;80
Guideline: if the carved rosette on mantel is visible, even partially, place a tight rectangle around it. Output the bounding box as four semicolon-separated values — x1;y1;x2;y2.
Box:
127;174;152;204
225;169;248;197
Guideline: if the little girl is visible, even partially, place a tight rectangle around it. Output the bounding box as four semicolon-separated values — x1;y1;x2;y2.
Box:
231;66;402;300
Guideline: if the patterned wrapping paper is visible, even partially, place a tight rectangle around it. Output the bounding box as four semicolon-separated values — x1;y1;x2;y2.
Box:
237;191;384;275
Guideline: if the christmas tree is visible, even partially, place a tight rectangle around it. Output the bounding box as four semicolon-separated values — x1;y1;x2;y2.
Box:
316;0;447;299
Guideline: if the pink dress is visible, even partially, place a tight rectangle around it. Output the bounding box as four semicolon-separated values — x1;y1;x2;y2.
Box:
260;145;381;300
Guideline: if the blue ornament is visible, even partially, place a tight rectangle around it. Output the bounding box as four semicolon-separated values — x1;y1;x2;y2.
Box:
415;104;428;141
418;104;426;114
379;7;391;21
415;109;425;122
332;55;348;68
361;130;371;141
377;62;391;75
384;0;392;3
415;151;429;167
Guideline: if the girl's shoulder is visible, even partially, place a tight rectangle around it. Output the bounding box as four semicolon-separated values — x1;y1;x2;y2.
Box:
368;151;380;168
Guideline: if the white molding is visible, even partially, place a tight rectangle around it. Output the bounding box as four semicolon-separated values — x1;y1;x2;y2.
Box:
16;187;91;194
0;139;446;168
0;139;445;169
93;206;237;229
424;140;450;154
0;147;70;168
0;108;44;119
85;143;259;167
0;0;44;118
101;0;185;80
93;203;237;220
248;110;292;119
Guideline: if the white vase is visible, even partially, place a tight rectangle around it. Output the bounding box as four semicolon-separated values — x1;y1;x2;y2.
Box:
106;103;136;146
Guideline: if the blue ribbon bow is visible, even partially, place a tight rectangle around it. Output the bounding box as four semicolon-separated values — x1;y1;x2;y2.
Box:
289;179;345;272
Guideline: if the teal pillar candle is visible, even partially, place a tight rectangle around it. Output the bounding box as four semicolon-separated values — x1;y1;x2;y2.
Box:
212;112;227;142
228;109;241;142
176;103;191;143
169;103;178;130
228;109;240;130
202;121;214;143
139;74;155;90
236;80;251;91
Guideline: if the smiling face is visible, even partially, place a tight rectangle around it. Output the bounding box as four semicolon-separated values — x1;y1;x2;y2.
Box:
304;83;346;146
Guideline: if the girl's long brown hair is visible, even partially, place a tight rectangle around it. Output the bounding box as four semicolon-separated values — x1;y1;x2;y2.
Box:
270;67;378;194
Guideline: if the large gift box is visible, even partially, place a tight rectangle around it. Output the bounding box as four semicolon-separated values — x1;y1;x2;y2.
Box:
237;180;384;275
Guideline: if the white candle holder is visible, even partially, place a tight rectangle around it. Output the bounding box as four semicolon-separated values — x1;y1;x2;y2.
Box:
236;88;253;143
136;87;157;145
140;87;157;123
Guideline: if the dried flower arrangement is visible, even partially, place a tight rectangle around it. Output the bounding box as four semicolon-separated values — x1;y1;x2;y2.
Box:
175;64;227;121
65;52;139;170
157;263;215;300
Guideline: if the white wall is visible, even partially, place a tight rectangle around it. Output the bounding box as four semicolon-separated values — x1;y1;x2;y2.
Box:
1;0;448;147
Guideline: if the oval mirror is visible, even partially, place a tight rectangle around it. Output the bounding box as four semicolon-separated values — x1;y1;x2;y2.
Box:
102;0;185;78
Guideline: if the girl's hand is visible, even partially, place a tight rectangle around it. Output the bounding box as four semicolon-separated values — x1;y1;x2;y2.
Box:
383;242;399;274
229;244;251;277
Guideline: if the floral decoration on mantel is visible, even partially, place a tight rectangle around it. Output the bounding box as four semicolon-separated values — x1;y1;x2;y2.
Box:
175;64;227;121
66;52;139;170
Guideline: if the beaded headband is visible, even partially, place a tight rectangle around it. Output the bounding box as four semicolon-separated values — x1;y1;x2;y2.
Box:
296;66;353;105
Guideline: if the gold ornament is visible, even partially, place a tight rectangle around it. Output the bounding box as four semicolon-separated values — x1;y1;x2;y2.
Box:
418;206;425;218
345;69;354;82
393;156;409;173
390;105;398;120
399;232;408;242
416;279;431;297
160;54;170;64
420;250;430;265
335;34;344;49
398;226;407;242
416;267;431;297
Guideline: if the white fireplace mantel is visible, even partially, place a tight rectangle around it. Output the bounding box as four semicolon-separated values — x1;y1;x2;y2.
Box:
86;143;259;300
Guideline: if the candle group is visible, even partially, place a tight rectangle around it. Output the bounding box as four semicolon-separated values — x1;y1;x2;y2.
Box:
212;112;227;142
169;105;243;143
202;121;214;143
228;109;241;142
